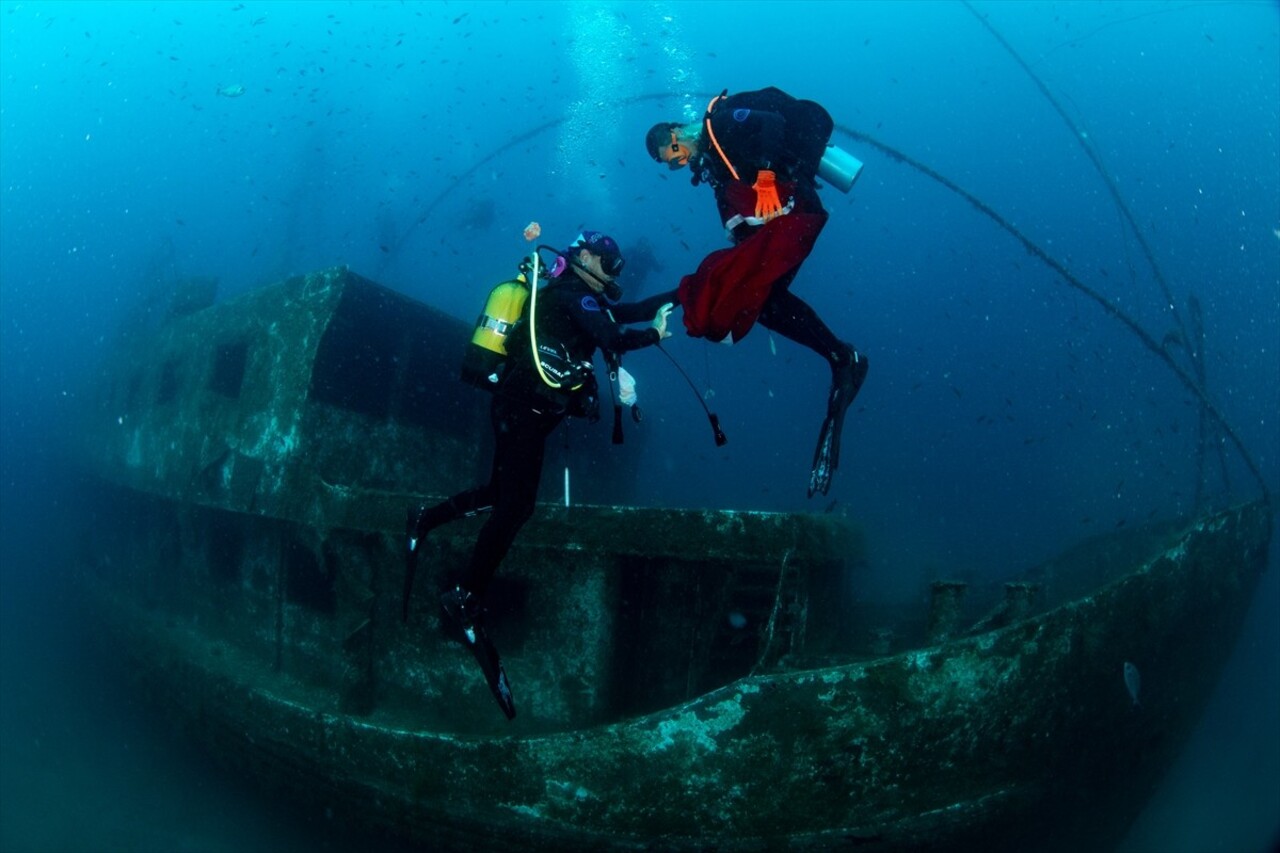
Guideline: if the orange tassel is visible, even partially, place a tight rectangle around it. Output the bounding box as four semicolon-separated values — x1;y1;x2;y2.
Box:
752;170;783;221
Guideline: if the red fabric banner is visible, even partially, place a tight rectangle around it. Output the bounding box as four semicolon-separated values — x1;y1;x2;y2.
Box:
677;182;826;343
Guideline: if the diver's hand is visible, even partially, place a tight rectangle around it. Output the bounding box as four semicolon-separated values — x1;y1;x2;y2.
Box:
652;302;674;339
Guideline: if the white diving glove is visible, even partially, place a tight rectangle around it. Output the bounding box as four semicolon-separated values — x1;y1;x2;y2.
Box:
652;302;674;339
617;366;638;407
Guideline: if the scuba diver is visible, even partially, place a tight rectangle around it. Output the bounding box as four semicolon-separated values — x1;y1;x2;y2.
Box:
405;231;673;719
645;86;869;497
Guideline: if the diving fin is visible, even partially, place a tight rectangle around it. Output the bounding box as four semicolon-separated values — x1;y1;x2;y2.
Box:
808;348;868;497
468;627;516;720
402;556;416;623
441;587;516;720
809;413;840;497
403;505;425;622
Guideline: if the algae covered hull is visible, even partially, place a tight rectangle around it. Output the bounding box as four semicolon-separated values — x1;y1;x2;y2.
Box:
87;502;1271;851
79;266;859;728
78;268;1273;850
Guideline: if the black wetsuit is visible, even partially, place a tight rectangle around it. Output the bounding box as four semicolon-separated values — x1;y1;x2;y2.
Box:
409;274;664;602
657;87;868;496
662;86;853;369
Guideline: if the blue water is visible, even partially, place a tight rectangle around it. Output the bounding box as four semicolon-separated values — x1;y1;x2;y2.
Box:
1;1;1276;850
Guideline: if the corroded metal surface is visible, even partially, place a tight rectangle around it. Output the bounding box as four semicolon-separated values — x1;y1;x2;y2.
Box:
90;502;1271;851
85;483;858;734
75;267;1272;850
79;266;487;528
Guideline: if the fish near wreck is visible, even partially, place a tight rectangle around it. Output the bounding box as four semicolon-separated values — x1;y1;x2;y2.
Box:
1124;660;1142;707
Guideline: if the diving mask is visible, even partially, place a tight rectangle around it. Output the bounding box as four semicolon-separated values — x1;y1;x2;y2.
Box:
661;130;691;170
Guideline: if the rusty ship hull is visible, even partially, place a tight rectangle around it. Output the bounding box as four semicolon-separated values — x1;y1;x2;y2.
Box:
76;267;1273;850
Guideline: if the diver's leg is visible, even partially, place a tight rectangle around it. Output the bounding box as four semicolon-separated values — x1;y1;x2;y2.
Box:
757;283;852;369
758;287;868;496
406;490;490;551
440;401;558;634
404;487;496;622
404;399;510;620
457;404;558;603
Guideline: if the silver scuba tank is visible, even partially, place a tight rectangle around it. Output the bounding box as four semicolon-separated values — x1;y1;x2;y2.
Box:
818;145;864;193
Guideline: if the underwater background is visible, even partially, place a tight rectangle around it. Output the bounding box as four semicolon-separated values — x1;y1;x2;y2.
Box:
1;1;1276;850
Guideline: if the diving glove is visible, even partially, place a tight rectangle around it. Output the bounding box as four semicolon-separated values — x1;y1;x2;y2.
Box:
617;366;638;407
753;169;784;221
652;302;674;339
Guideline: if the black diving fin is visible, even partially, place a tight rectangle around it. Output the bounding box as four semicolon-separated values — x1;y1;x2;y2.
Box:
403;506;423;622
809;412;841;497
467;627;516;720
441;587;516;720
808;349;868;497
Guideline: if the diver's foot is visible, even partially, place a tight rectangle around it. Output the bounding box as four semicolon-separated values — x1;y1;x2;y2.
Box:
441;586;484;645
406;504;428;554
828;345;869;419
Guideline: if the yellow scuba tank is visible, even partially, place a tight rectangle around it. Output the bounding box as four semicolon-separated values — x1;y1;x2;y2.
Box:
460;273;529;390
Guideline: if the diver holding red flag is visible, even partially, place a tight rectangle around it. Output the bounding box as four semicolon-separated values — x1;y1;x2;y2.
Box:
645;86;869;496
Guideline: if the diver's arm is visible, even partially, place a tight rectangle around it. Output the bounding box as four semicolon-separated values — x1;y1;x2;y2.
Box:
610;289;679;324
572;296;662;353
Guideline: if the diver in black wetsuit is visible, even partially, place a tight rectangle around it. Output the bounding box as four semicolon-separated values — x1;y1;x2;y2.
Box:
405;231;672;717
645;87;869;497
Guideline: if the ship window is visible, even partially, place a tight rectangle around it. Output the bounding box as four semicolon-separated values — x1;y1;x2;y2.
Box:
310;285;397;420
207;513;244;583
285;538;335;615
157;358;180;405
210;341;248;398
309;279;475;431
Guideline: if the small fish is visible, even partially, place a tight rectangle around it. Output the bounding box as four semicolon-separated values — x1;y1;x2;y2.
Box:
768;332;777;356
1123;661;1141;707
216;83;246;98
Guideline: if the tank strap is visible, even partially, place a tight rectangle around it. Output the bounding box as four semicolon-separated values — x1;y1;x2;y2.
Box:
479;314;516;335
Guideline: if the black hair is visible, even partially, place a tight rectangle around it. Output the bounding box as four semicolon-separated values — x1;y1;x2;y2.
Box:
645;122;681;162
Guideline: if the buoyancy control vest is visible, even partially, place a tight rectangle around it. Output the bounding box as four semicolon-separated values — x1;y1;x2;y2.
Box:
460;256;599;419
